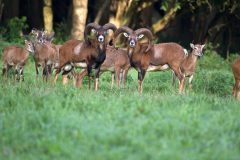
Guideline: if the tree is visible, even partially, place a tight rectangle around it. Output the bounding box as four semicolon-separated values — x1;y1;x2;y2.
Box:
71;0;88;40
43;0;53;33
0;0;4;22
152;1;181;33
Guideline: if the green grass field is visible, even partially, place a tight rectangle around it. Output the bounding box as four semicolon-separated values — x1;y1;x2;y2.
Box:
0;42;240;160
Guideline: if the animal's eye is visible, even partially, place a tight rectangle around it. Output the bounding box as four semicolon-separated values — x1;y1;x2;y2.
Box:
123;32;129;38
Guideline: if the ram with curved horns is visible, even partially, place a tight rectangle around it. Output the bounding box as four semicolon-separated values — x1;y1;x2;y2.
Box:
114;26;186;94
54;22;117;90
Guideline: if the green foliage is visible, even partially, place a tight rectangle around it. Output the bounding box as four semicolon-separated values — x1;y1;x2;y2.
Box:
53;21;70;44
2;17;28;43
198;43;230;70
160;0;181;12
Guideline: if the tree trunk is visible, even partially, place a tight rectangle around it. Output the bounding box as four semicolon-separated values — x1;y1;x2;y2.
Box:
0;0;3;22
2;0;19;20
71;0;88;40
94;0;110;24
43;0;53;32
109;0;136;28
152;8;177;33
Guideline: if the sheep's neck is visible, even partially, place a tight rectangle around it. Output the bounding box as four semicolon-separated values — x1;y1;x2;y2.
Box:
184;52;198;68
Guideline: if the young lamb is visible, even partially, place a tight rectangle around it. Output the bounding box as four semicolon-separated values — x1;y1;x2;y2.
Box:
172;43;205;91
2;40;34;81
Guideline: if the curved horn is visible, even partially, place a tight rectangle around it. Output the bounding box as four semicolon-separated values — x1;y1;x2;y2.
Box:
135;28;154;52
84;23;101;44
46;31;55;42
103;23;117;32
113;26;133;47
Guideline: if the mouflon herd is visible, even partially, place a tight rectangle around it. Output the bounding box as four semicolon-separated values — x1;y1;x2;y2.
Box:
1;22;240;99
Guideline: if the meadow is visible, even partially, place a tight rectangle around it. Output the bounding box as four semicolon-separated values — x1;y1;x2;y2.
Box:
0;42;240;160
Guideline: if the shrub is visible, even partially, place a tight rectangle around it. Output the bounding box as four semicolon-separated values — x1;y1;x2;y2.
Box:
53;21;70;44
2;16;28;43
198;43;230;71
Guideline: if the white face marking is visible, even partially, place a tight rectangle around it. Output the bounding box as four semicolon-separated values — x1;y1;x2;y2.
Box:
91;29;96;33
137;34;144;40
129;40;135;47
98;35;104;42
123;32;129;38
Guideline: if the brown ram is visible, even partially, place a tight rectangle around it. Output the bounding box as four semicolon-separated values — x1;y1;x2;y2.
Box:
114;26;186;94
54;23;116;90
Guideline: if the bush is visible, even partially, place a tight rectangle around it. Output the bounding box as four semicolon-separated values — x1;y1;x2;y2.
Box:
198;43;230;71
53;21;70;44
1;16;28;43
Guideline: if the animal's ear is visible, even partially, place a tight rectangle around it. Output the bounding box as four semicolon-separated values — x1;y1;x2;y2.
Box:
201;44;205;50
137;34;144;40
190;43;194;49
123;32;129;38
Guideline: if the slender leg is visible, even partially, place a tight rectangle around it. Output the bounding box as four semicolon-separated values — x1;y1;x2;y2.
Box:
235;80;240;100
172;70;177;87
138;69;146;94
14;65;18;82
188;75;194;91
19;66;24;81
75;69;88;88
42;64;47;82
120;70;123;88
172;66;184;94
35;62;39;79
123;68;129;88
111;72;115;89
54;68;61;84
2;63;8;79
62;75;68;85
95;67;101;91
115;68;121;89
87;65;92;90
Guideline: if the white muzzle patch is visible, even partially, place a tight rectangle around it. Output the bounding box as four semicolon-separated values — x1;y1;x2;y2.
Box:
129;40;136;47
98;35;104;43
